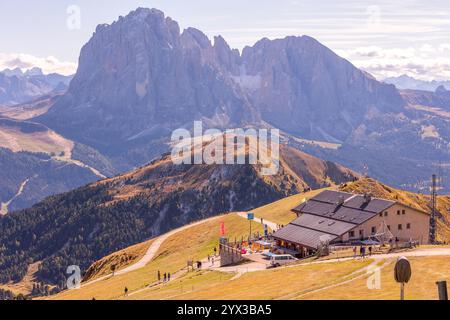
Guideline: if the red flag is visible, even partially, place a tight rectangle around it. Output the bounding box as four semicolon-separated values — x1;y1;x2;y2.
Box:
220;222;225;236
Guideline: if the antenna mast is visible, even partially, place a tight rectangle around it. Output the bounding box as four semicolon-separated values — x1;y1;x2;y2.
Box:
430;174;437;244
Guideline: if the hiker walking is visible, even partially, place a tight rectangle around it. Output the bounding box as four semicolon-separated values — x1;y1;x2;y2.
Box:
163;273;167;282
157;270;161;283
168;273;171;282
353;247;357;259
211;256;215;266
124;287;129;296
369;246;373;256
361;246;366;259
214;247;217;256
207;254;210;262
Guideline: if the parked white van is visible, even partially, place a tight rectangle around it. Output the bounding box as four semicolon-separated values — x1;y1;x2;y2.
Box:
270;254;298;267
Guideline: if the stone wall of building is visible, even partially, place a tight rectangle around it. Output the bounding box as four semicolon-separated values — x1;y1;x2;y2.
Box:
220;244;245;267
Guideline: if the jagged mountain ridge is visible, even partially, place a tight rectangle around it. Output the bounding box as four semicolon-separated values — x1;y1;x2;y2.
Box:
38;7;402;152
36;7;448;193
41;9;259;153
0;68;72;106
41;8;404;146
384;74;450;92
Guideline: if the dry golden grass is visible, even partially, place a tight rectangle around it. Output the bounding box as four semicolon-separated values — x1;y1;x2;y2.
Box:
83;239;155;282
47;213;264;300
301;256;450;300
165;259;373;300
0;262;41;296
47;179;449;300
0;124;73;156
125;271;234;300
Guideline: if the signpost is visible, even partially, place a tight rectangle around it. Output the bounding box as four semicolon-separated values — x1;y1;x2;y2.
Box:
247;212;254;241
394;257;412;300
436;281;448;300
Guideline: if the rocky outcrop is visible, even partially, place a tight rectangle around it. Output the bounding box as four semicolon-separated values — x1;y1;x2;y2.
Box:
41;8;258;153
40;8;404;151
239;36;404;142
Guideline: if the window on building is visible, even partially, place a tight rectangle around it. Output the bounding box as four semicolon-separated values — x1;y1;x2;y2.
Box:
397;210;401;215
398;224;403;230
379;213;382;217
349;231;355;238
371;226;376;234
359;230;364;236
402;210;406;215
407;223;411;229
384;212;388;217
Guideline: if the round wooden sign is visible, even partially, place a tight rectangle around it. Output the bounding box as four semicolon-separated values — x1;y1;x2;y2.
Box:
395;257;412;284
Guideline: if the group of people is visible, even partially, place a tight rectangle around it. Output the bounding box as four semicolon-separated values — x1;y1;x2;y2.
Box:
157;270;171;283
122;270;173;297
353;245;373;259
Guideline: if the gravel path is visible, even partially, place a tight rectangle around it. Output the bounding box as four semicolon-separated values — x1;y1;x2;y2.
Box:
81;215;222;287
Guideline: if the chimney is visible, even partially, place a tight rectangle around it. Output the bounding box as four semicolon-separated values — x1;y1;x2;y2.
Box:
333;195;345;213
363;193;372;204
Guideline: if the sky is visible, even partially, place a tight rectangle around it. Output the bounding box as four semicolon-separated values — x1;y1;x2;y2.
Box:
1;0;450;80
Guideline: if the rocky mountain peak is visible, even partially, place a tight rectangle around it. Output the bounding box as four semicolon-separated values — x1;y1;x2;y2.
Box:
41;8;258;153
40;7;408;173
435;85;448;94
181;27;211;49
1;67;24;77
24;67;44;77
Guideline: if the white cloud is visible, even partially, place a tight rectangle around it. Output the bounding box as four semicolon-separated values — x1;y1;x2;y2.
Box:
340;44;450;81
344;46;417;59
419;44;435;53
0;53;77;75
438;43;450;53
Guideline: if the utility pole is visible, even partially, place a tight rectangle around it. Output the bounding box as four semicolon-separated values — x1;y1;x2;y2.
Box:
430;174;437;244
247;212;254;242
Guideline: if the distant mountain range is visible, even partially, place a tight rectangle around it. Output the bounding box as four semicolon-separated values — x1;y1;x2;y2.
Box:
0;7;447;214
384;74;450;92
37;8;448;192
0;67;72;106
